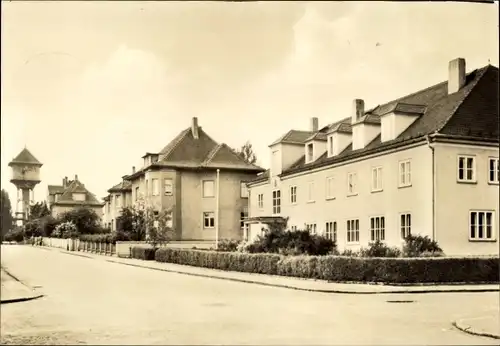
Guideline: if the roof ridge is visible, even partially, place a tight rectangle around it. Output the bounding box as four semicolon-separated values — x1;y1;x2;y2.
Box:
202;143;223;166
160;128;191;160
435;66;489;134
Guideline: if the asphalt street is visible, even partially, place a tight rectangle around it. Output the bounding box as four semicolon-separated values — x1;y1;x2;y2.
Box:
1;245;498;345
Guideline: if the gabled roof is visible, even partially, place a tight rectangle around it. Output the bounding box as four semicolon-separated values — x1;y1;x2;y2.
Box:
108;180;132;193
126;125;265;180
252;64;499;181
8;148;42;166
270;130;316;146
51;178;103;207
48;185;64;195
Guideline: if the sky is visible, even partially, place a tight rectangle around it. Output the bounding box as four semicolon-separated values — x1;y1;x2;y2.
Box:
1;1;498;207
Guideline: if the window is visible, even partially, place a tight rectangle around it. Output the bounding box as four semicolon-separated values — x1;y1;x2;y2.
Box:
370;216;385;241
291;226;297;231
399;160;412;187
306;223;317;234
400;213;411;239
107;202;110;213
145;180;149;196
326;176;335;199
327;136;334;157
115;194;121;208
307;182;315;202
325;221;337;242
290;186;297;204
240;182;249;198
457;155;476;182
135;187;139;201
258;193;264;209
72;193;85;201
306;143;314;163
272;190;281;214
203;180;215;198
347;172;357;195
240;207;248;231
347;219;360;243
165;211;173;228
488;158;499;184
371;167;383;192
152;178;159;196
164;179;173;196
203;212;215;229
470;211;494;241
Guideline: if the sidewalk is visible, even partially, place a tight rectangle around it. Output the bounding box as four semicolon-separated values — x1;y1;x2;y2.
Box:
1;267;43;304
453;313;500;339
42;246;500;294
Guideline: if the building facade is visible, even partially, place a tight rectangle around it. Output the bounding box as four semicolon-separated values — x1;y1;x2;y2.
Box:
103;117;264;241
247;58;499;256
47;175;104;219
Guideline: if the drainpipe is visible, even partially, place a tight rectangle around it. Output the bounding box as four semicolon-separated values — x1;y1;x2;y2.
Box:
215;169;220;250
426;135;436;242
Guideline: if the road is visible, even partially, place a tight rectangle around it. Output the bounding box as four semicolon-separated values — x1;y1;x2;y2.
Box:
1;245;498;345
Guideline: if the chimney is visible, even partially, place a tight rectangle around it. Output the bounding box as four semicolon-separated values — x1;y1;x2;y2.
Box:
191;117;199;139
352;99;365;124
63;176;68;188
132;166;136;174
448;58;466;94
75;174;78;181
310;117;319;132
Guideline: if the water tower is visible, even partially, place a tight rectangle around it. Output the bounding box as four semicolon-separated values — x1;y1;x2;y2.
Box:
8;147;43;225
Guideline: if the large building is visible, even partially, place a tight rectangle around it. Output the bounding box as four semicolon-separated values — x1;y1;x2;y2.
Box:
47;175;104;218
103;117;265;241
247;58;499;257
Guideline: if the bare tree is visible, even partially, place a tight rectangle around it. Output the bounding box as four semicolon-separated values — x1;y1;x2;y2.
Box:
234;141;257;164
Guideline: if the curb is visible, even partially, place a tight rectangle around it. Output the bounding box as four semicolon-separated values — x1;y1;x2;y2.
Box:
452;320;500;340
104;259;500;295
0;268;44;304
34;247;500;295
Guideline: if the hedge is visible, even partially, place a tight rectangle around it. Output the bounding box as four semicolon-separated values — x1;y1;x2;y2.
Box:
154;248;499;284
131;247;157;261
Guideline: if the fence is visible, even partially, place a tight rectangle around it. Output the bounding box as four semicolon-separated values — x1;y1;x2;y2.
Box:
41;237;116;256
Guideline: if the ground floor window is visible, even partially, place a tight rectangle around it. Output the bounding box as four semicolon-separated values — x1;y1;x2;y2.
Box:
400;213;411;239
325;221;337;242
347;219;359;243
370;216;385;241
306;223;317;234
203;212;215;229
470;211;494;240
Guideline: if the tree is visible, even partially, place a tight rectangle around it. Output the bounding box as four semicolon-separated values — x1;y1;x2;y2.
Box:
234;141;257;164
28;202;50;221
58;207;101;234
116;206;145;241
1;189;13;240
145;207;174;249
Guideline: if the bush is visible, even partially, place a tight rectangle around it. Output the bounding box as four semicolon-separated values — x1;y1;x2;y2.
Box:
154;248;499;284
217;239;241;252
39;215;58;237
79;233;117;244
246;229;336;256
58;207;101;234
131;246;157;261
4;227;24;243
23;220;41;238
359;240;401;258
54;221;79;239
156;248;281;275
403;234;443;257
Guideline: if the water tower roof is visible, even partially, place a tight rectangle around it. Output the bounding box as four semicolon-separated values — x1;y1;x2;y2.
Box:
8;148;42;166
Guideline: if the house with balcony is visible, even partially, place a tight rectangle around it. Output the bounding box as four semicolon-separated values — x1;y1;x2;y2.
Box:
103;117;265;242
247;58;499;256
47;175;104;219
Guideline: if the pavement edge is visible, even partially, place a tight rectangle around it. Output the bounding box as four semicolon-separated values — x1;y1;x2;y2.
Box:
452;320;500;340
0;266;45;304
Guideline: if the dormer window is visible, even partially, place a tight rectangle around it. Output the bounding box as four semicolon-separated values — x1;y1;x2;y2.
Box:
327;136;334;157
306;143;314;163
72;193;86;201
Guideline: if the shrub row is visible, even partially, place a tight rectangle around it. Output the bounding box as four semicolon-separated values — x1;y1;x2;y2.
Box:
79;233;116;244
131;247;156;261
154;248;499;284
